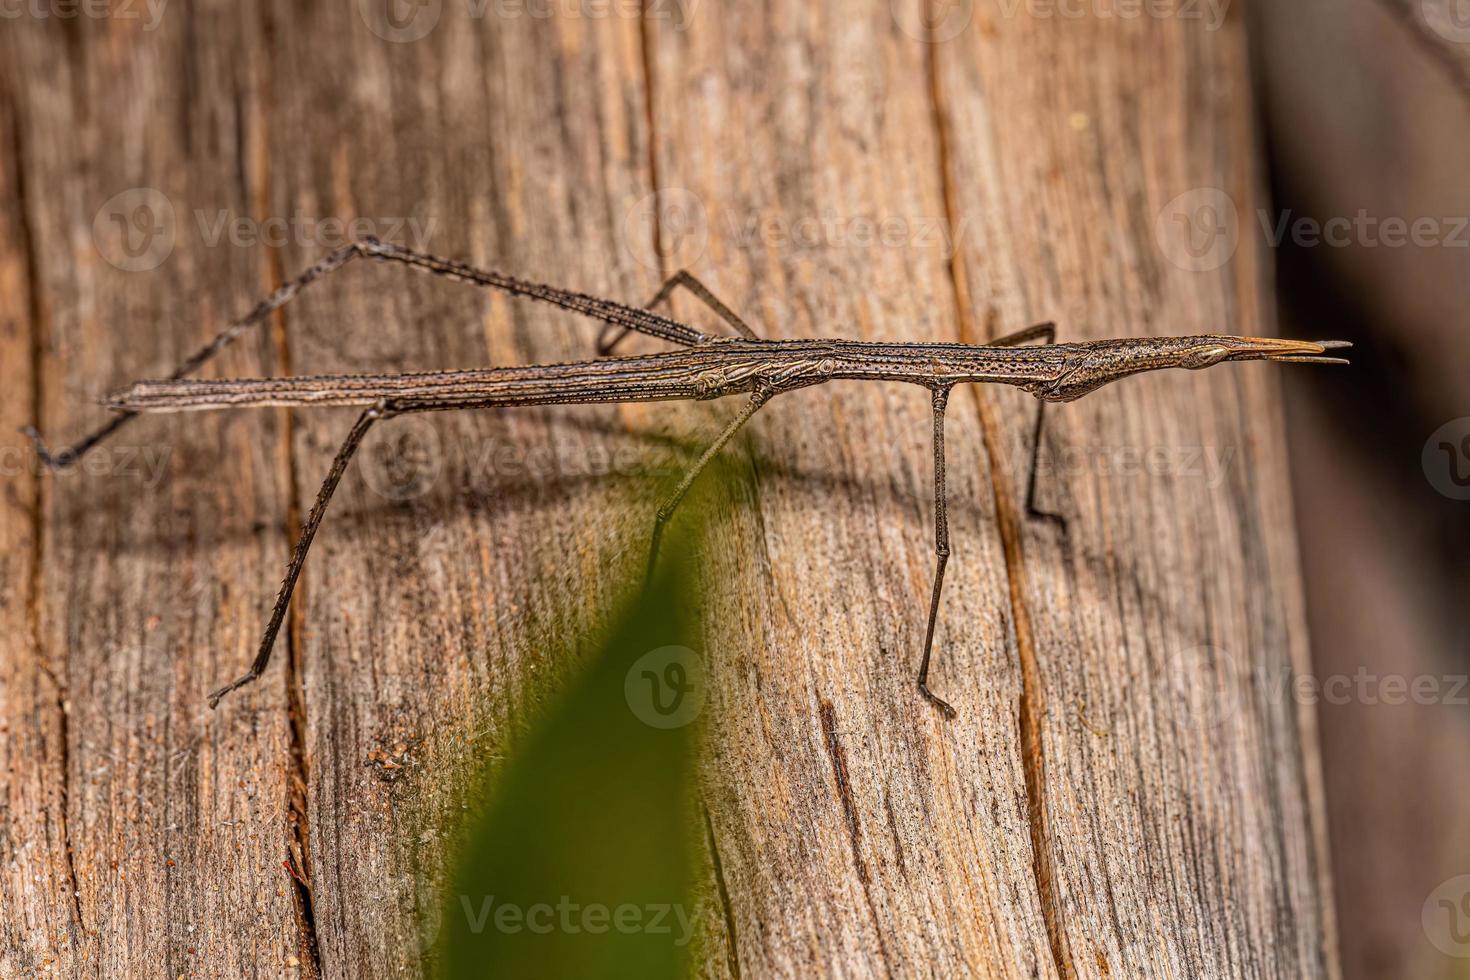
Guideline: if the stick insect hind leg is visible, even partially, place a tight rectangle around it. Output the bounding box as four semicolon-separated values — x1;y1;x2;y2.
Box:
206;382;773;706
23;238;712;468
207;403;388;707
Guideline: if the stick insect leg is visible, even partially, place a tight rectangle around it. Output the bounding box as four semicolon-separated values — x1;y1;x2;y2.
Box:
987;321;1064;523
599;271;759;356
207;405;385;708
23;244;365;469
645;388;771;583
25;239;708;468
988;321;1056;350
918;386;958;719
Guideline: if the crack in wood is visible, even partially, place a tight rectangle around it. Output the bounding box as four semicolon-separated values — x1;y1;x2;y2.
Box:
819;700;892;972
249;58;323;973
921;26;1073;978
9;92;86;943
702;806;743;979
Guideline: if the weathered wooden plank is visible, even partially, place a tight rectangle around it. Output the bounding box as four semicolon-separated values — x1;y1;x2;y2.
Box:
931;4;1337;976
1;10;306;977
0;1;1339;976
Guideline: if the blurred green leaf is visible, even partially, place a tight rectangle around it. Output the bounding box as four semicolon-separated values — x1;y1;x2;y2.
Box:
436;530;707;979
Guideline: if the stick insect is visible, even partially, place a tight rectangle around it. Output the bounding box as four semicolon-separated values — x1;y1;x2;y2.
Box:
24;237;1350;716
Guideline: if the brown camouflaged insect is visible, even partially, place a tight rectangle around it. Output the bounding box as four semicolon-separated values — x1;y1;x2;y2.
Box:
24;238;1350;715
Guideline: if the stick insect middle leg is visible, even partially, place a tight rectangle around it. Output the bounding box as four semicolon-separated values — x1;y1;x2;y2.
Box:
599;270;760;356
918;385;959;718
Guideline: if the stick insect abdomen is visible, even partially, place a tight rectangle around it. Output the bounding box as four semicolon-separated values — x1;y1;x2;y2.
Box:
106;349;758;414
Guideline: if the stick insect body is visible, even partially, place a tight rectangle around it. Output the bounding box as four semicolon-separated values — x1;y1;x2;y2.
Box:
26;238;1350;715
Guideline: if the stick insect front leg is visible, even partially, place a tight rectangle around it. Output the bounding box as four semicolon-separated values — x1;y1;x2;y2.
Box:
599;270;759;356
918;386;958;718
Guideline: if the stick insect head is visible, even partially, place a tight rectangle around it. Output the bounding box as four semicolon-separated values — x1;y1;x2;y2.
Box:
1036;335;1352;402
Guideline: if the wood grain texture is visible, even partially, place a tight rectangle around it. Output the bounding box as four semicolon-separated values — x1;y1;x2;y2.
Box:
932;6;1338;976
0;1;1336;976
1;6;304;977
0;86;77;978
